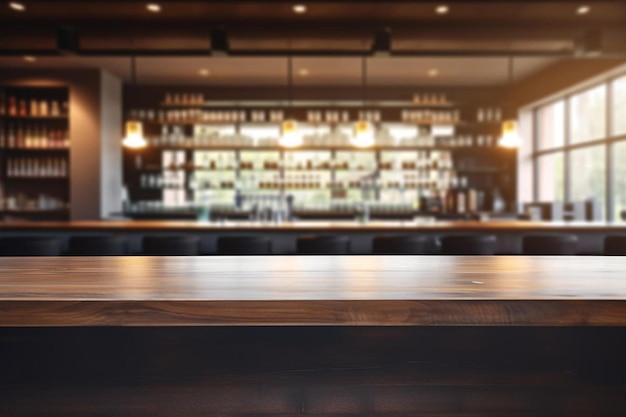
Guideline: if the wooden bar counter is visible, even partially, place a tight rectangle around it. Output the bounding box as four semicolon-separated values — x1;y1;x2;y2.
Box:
1;256;625;416
1;255;625;327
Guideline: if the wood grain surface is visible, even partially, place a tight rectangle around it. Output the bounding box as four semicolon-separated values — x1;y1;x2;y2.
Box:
2;326;625;416
1;256;625;326
2;219;626;232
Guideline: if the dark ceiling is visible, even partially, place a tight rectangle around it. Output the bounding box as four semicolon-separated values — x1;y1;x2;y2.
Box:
1;0;625;56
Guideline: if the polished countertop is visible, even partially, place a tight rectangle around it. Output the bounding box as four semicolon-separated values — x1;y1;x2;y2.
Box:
1;219;626;232
1;255;625;326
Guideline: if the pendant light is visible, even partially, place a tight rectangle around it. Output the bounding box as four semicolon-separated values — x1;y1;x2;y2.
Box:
279;54;302;148
498;56;520;148
351;56;375;148
122;52;147;149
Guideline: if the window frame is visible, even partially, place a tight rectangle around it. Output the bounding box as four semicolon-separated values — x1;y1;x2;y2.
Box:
530;75;626;221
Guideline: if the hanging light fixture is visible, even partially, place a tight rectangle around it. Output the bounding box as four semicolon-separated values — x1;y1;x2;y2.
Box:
279;54;302;148
498;56;520;148
351;57;375;148
499;119;519;148
122;52;147;149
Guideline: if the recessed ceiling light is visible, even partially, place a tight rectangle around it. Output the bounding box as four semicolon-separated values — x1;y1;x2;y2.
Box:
577;5;590;15
23;55;36;63
298;68;309;77
9;2;26;12
427;68;439;77
198;69;210;77
435;5;449;15
293;4;307;14
146;3;161;13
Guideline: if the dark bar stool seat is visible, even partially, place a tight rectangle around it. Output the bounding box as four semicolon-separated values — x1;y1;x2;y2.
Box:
217;236;272;255
0;237;62;256
142;235;200;256
68;236;127;256
440;234;497;255
604;235;626;255
522;234;578;255
372;235;429;254
297;235;350;254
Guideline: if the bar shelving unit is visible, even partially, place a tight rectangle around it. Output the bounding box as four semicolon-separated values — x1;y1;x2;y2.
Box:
123;92;516;219
0;86;70;221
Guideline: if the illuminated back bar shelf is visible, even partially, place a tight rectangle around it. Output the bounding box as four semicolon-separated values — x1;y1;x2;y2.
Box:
123;94;516;220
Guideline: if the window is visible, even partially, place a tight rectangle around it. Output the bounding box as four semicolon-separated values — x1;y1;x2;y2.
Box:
569;146;606;219
537;153;564;201
537;101;565;150
612;76;626;136
569;84;606;144
613;142;626;221
529;72;626;220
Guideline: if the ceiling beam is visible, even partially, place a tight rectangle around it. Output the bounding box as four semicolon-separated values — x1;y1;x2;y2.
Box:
0;48;583;57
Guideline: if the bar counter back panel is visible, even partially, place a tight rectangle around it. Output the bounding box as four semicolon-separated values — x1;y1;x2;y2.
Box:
0;220;624;254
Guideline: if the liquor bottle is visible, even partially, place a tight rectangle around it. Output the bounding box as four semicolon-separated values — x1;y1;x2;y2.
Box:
0;90;5;115
476;108;484;122
34;124;41;148
456;177;467;214
48;158;55;177
30;99;39;116
494;107;502;122
19;99;27;116
24;125;32;148
41;125;47;148
445;177;457;213
485;107;493;122
50;101;60;117
32;124;38;148
8;96;17;116
492;188;506;213
16;123;24;148
467;182;479;213
39;100;48;117
7;124;15;148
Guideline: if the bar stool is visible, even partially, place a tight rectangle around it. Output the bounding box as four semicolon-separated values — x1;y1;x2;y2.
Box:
372;235;429;254
297;235;350;254
0;237;62;256
603;235;626;255
68;236;128;256
142;235;200;256
522;234;578;255
217;236;272;255
440;234;498;255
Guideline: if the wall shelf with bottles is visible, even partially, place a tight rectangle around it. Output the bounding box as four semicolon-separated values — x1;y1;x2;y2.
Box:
129;108;464;126
159;93;457;107
0;86;71;221
130;92;505;127
123;90;515;219
124;146;515;217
